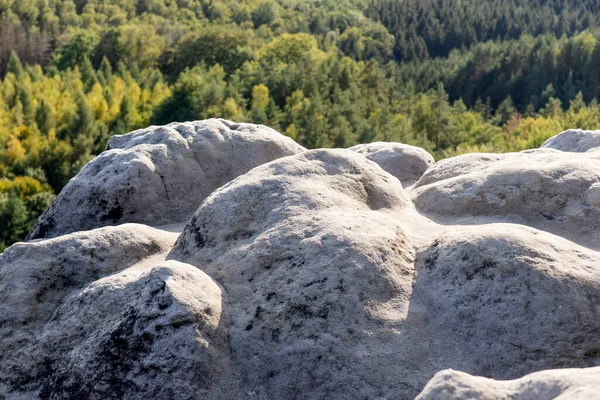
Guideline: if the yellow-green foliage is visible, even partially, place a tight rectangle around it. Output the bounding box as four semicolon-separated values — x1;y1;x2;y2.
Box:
2;0;600;249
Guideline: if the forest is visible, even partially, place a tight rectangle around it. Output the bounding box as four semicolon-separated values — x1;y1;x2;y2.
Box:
2;0;600;249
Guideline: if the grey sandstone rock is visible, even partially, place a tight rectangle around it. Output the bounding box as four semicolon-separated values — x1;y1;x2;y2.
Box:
34;260;232;400
3;121;600;399
0;224;234;399
408;224;600;383
541;129;600;152
168;148;600;398
415;367;600;400
0;224;177;347
27;119;305;240
169;149;418;399
350;142;435;187
411;150;600;250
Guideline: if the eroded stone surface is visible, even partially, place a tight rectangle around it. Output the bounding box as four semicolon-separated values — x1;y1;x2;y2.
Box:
3;122;600;399
0;224;176;346
27;119;305;240
412;150;600;250
169;149;418;398
0;224;233;399
541;129;600;152
35;261;232;400
416;367;600;400
408;224;600;382
350;142;434;187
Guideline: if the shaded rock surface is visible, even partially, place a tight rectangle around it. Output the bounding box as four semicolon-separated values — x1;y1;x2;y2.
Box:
2;122;600;399
0;224;234;399
409;225;600;381
27;119;305;240
350;142;434;187
169;149;417;399
541;128;600;152
416;367;600;399
169;149;600;398
0;224;176;348
36;260;232;400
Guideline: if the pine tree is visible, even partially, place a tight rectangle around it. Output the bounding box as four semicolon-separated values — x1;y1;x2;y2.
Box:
80;57;97;91
6;51;24;79
19;87;35;126
35;100;56;135
69;92;95;141
251;84;269;124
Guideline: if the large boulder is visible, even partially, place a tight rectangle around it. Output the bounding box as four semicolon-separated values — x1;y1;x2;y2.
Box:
416;367;600;399
407;224;600;384
27;119;305;240
0;224;233;399
0;225;176;395
350;142;434;187
169;149;419;399
34;261;233;399
4;121;600;399
0;224;176;348
541;129;600;152
168;148;600;398
411;150;600;249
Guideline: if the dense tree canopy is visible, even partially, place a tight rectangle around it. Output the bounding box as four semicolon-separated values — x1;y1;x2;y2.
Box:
2;0;600;249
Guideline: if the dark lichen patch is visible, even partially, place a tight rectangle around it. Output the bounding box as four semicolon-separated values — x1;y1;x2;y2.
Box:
100;203;124;222
271;328;281;342
31;216;56;239
40;308;153;400
224;229;255;241
540;211;555;221
464;259;498;281
424;239;441;270
288;304;329;320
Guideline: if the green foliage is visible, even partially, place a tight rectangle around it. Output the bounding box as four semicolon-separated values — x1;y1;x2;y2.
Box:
2;0;600;250
168;25;253;75
54;30;100;70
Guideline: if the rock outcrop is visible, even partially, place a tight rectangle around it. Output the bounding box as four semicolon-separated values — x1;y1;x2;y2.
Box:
2;122;600;399
350;142;435;187
541;128;600;152
0;224;236;399
416;367;600;399
409;225;600;381
169;149;416;399
412;150;600;249
27;119;305;240
34;260;232;399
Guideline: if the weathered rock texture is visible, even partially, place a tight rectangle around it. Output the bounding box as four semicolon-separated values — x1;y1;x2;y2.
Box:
2;122;600;399
27;119;305;240
541;128;600;152
416;367;600;399
169;149;417;399
35;260;232;399
0;224;234;399
409;225;600;380
412;150;600;249
0;224;176;344
350;142;435;187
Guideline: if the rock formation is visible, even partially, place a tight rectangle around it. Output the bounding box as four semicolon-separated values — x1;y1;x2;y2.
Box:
350;142;435;187
169;149;416;398
27;119;305;240
1;123;599;399
411;149;600;249
540;128;600;152
416;367;600;399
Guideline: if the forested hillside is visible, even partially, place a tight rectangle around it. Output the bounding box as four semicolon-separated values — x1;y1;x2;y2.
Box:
2;0;600;249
